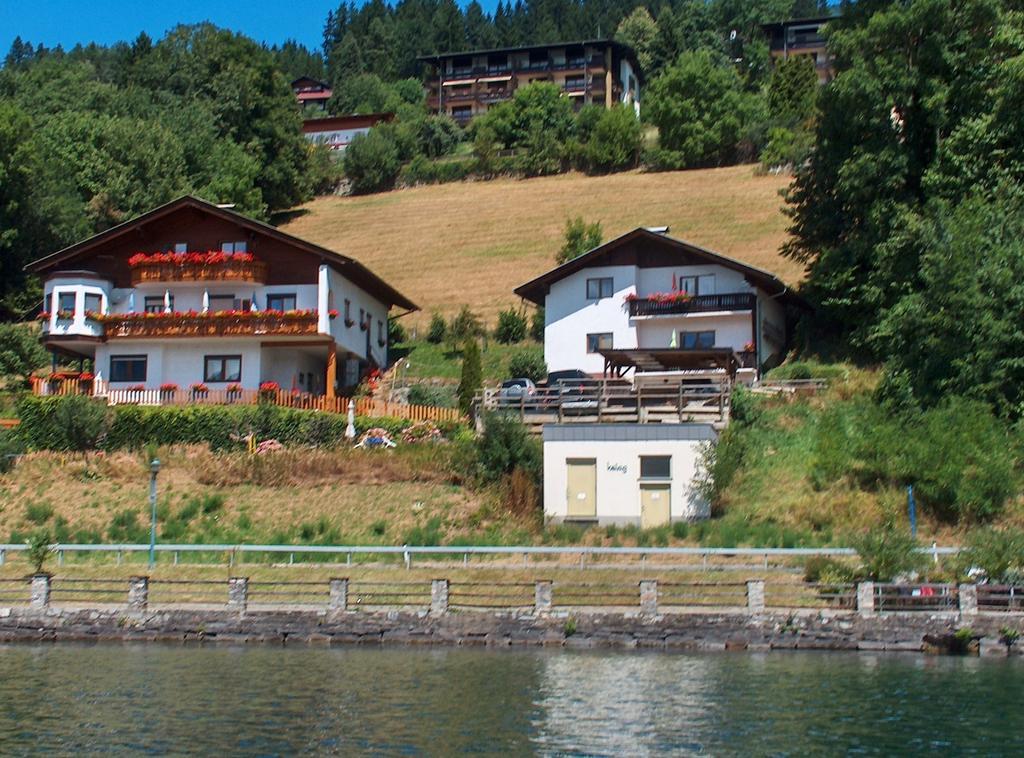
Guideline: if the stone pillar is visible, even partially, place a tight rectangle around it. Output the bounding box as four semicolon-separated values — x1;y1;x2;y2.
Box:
329;578;349;611
857;582;875;618
959;583;978;617
639;580;658;616
228;577;248;613
534;581;553;615
128;576;149;612
746;580;766;615
431;579;449;616
30;574;50;610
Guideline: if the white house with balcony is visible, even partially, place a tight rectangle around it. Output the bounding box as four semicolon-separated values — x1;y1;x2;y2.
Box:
27;196;416;398
514;227;802;385
512;227;804;528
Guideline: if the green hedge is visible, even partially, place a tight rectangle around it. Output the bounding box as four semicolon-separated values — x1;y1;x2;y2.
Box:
15;396;464;451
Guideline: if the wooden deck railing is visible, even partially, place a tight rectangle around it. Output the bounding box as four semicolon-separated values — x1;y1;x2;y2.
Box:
628;292;757;318
31;379;464;424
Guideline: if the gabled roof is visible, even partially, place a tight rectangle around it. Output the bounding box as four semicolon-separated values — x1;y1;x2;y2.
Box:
513;227;805;308
25;195;417;312
291;76;331;89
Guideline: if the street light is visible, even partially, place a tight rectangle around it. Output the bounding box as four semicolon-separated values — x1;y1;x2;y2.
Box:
149;459;160;568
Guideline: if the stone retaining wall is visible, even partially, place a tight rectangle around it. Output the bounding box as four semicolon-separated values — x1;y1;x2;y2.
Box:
0;606;1019;657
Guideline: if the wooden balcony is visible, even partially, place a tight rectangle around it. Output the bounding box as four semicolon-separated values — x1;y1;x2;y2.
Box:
628;292;757;318
131;259;268;285
101;311;319;339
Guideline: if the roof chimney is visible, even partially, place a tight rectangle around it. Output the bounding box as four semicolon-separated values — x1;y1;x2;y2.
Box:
646;226;670;234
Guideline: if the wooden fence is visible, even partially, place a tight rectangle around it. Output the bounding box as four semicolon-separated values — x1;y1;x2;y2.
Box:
30;378;463;424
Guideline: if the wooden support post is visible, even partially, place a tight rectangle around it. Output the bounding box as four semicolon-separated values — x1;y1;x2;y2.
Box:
326;342;337;400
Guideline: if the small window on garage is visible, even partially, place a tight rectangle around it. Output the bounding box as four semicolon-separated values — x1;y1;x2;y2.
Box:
640;455;671;480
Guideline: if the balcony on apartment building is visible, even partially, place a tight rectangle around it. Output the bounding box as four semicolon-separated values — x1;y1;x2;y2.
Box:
441;55;605;81
129;251;268;285
627;292;757;318
99;310;322;339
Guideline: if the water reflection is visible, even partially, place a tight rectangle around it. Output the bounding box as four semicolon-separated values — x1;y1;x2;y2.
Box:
0;644;1021;755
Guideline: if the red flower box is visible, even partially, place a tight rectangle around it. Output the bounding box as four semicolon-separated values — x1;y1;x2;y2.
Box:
37;311;50;321
190;383;209;394
128;250;256;267
127;384;146;391
159;383;179;393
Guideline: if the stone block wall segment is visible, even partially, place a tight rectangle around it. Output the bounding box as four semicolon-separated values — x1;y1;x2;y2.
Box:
431;579;449;615
228;577;249;613
535;581;552;614
857;582;875;618
639;580;658;615
746;580;765;615
959;584;978;617
329;578;349;611
128;576;149;611
30;574;50;610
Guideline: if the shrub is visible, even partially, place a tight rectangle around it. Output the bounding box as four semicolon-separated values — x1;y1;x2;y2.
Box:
850;525;925;581
962;528;1024;582
0;428;23;473
407;384;456;408
404;516;443;546
400;155;474;186
457;340;483;415
759;126;813;170
585;104;643;173
448;305;484;343
426;312;447;344
387;317;408;344
507;348;546;383
343;126;401;194
530;308;545;341
503;466;540;519
556;216;602;264
0;323;48;388
476;412;541;484
494;308;528;344
53;394;108;451
108;509;146;543
24;502;54;525
25;530;54;574
803;556;856;584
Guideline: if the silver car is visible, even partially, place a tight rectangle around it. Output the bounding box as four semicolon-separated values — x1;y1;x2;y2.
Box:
498;378;537;404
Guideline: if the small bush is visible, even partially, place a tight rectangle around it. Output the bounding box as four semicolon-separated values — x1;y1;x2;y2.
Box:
407;384;456;408
426;312;447;344
803;556;856;584
448;306;484;343
25;530;54;574
503;466;540;519
404;516;443;546
507;348;546;383
24;502;54;525
494;308;528;344
850;525;925;581
200;493;225;515
672;521;689;540
344;126;401;194
476;412;541;484
370;519;388;536
0;429;24;473
387;317;408;344
530;308;545;341
961;528;1024;582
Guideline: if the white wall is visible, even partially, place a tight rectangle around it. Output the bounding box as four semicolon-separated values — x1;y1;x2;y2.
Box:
95;339;262;390
325;268;389;366
113;284;319;314
261;349;325;393
637;312;753;352
543;433;712;524
43;277;111;339
544;264;637;374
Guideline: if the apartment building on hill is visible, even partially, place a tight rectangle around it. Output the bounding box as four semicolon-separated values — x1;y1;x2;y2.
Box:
418;39;641;125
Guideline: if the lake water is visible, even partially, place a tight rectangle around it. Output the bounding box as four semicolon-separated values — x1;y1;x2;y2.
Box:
0;644;1020;755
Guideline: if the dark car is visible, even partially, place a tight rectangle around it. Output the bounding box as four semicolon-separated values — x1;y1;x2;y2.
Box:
545;369;598;408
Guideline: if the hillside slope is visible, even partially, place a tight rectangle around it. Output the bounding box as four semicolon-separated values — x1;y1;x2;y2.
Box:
281;165;797;326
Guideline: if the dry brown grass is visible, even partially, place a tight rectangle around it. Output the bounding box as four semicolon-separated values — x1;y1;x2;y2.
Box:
282;165;797;325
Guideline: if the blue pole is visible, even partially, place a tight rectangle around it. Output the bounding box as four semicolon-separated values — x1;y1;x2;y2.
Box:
907;484;917;539
149;460;160;568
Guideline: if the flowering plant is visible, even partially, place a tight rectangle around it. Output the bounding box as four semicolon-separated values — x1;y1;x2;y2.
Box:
401;421;443;444
95;309;320;321
37;311;50;321
79;372;95;382
190;383;209;394
625;291;693;304
55;309;74;320
159;383;179;393
128;250;256;267
328;309;339;319
226;383;242;394
743;341;755;353
258;381;280;399
127;384;146;391
84;310;101;320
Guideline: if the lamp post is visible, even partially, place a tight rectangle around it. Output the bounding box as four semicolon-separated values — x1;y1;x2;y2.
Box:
149;459;160;568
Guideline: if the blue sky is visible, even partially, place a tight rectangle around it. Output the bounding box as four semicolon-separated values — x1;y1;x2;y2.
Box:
1;0;495;58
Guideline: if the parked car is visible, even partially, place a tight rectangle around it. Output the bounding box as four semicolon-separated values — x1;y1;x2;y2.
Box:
545;369;599;410
498;378;536;405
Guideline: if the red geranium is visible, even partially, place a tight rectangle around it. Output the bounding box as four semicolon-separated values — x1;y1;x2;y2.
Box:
159;383;179;393
259;381;280;393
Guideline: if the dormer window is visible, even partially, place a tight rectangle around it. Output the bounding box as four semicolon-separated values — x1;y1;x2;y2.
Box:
221;241;248;254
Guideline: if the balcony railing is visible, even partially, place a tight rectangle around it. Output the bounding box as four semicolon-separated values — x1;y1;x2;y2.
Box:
628;292;757;318
131;259;268;285
101;311;320;339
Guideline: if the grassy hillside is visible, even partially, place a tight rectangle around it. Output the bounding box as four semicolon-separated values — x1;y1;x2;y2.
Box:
281;165;796;327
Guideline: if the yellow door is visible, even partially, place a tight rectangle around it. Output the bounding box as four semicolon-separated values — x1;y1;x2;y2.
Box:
566;459;597;519
640;484;671;528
